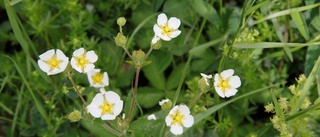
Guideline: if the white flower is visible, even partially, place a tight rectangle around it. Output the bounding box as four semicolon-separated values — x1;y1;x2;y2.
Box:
165;105;194;135
153;13;181;41
71;48;98;73
87;69;109;88
200;73;212;86
86;88;123;120
37;49;69;75
147;114;157;120
214;69;241;98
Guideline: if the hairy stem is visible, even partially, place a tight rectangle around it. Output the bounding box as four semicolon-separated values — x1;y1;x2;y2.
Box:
188;91;203;108
67;76;87;105
128;67;141;123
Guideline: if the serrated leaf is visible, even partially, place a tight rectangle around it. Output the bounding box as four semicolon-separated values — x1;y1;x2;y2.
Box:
291;12;310;40
137;87;164;108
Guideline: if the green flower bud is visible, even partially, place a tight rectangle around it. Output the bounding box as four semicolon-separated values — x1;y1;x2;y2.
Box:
198;78;210;93
114;33;127;47
132;50;145;67
117;17;126;27
68;110;81;122
117;115;129;132
159;99;172;111
151;36;162;49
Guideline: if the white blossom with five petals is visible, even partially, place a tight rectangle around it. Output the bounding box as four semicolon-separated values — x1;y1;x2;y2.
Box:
153;13;181;41
71;47;98;73
165;105;194;135
86;88;123;120
87;69;109;88
38;49;69;75
214;69;241;98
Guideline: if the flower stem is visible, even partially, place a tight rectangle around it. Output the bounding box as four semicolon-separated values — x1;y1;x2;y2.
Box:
127;66;141;123
122;47;133;60
188;91;203;108
67;76;87;105
102;124;122;136
145;47;153;60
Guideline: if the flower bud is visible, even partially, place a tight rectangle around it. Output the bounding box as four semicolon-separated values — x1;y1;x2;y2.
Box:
117;114;128;131
151;36;161;49
68;110;81;122
114;33;127;47
159;99;172;111
198;78;210;93
117;17;126;27
132;50;145;67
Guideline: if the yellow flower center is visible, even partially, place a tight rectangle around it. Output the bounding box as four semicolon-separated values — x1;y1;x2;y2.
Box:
160;24;173;36
92;72;103;84
100;101;114;115
218;79;230;92
47;55;61;70
170;111;184;125
75;54;89;71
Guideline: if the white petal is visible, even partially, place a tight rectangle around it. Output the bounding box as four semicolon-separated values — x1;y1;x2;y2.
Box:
220;69;234;79
168;17;181;29
224;88;238;98
113;100;123;116
91;93;104;105
47;69;62;75
70;57;82;73
214;87;226;98
159;34;171;41
157;13;168;26
151;35;160;45
169;30;181;39
73;48;85;56
178;105;190;115
170;124;183;135
101;114;116;120
168;106;179;115
59;60;69;72
55;49;68;60
147;114;157;120
86;50;98;63
159;99;170;106
182;115;194;128
153;25;162;37
39;49;54;61
102;72;109;86
38;60;50;73
229;76;241;88
165;115;173;126
104;91;121;103
83;64;95;73
214;74;220;86
87;104;102;118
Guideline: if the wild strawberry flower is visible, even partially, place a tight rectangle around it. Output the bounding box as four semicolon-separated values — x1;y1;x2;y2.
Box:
165;104;194;135
71;47;98;73
200;73;213;86
214;69;241;98
153;13;181;41
86;88;123;120
38;49;69;75
87;69;109;88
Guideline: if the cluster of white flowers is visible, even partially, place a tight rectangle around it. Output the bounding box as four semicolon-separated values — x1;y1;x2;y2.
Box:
38;47;122;120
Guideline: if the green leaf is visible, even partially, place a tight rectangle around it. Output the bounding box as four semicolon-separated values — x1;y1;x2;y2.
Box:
152;0;164;11
81;119;117;137
254;3;320;25
137;87;164;108
190;0;220;24
166;63;186;90
189;34;228;57
142;54;167;90
291;12;310;40
305;44;320;76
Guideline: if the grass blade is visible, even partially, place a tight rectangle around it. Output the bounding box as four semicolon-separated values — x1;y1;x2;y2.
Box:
291;12;310;40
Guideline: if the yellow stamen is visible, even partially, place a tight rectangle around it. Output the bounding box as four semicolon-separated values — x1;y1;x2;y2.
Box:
92;72;103;84
218;79;230;92
160;25;172;36
75;54;89;70
100;101;114;115
170;111;185;125
47;55;61;70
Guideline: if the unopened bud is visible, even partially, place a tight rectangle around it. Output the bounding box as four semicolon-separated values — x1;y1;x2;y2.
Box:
151;36;161;49
68;110;81;122
117;114;128;131
132;50;145;67
198;73;212;92
159;99;172;111
114;33;127;47
117;17;126;27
